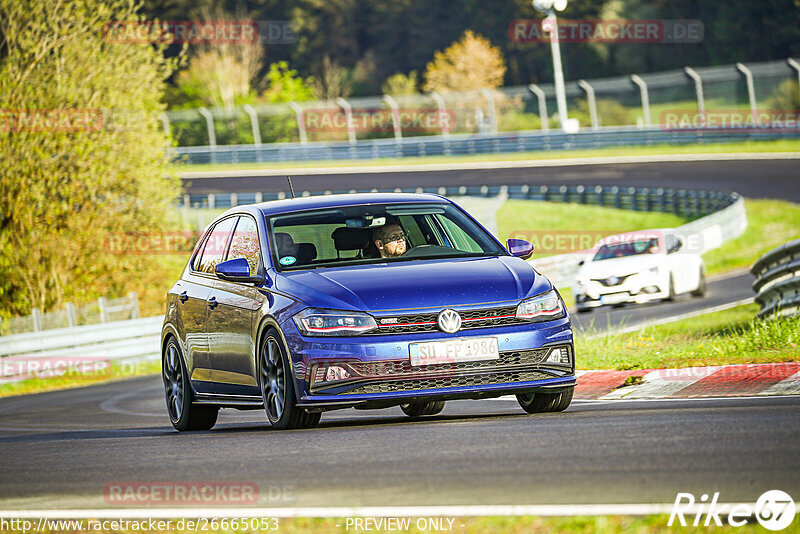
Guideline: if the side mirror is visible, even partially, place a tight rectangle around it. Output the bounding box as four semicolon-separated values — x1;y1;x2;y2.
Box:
668;239;684;254
507;238;534;260
215;258;266;285
578;260;585;266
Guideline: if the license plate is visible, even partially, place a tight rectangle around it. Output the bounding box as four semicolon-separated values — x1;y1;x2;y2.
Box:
600;293;628;305
409;337;499;366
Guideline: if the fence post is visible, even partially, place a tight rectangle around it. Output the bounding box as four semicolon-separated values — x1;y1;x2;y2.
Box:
288;102;308;144
98;297;108;323
31;308;42;332
631;75;651;127
66;302;76;327
480;89;498;134
429;92;450;137
684;67;706;124
242;104;262;146
736;63;758;121
528;84;549;131
382;95;403;140
787;59;800;99
207;193;215;210
129;292;140;319
197;107;216;147
336;97;357;145
159;113;171;138
578;80;598;130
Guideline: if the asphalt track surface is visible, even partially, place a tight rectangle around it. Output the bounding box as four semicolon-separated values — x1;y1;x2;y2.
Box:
182;159;800;202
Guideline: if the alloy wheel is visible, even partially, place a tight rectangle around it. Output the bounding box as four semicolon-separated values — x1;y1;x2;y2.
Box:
163;343;184;422
261;336;286;422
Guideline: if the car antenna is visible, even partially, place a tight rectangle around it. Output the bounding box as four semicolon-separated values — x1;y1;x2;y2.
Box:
287;176;296;199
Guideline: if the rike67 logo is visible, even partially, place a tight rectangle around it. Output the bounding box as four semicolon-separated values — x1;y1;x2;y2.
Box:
669;490;795;530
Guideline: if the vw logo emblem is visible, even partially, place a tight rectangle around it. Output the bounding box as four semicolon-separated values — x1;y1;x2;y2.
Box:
607;276;619;285
437;309;462;334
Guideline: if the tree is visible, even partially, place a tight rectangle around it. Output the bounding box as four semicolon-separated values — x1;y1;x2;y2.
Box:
422;30;506;92
382;71;419;95
261;61;316;103
0;0;181;317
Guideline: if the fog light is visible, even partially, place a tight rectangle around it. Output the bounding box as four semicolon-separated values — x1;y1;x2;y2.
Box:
642;286;660;294
546;346;571;364
325;366;350;382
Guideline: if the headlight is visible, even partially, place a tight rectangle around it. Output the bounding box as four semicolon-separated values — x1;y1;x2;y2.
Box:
293;308;378;336
648;266;659;275
516;290;565;321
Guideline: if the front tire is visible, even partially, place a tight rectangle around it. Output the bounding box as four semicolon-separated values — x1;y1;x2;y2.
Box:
691;268;707;297
516;387;573;414
401;401;445;417
664;274;676;301
162;338;218;431
259;329;320;430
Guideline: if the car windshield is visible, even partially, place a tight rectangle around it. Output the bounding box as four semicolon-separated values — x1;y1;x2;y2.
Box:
268;202;506;271
592;238;660;261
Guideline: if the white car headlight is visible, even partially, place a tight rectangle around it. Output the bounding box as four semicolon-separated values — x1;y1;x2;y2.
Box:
293;308;378;336
516;290;565;322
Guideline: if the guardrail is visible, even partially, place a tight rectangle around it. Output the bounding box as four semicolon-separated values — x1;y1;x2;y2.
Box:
0;292;141;336
0;316;163;381
173;126;800;165
751;238;800;318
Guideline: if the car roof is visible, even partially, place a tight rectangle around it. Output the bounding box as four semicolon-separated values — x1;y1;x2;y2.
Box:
219;192;452;219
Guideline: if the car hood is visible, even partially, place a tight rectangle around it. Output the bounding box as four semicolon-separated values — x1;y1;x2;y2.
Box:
276;256;552;312
579;254;664;279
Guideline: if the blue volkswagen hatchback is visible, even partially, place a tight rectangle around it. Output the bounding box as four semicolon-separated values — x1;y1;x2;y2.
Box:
162;193;575;431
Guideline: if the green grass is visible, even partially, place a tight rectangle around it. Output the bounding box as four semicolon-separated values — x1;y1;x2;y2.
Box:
576;303;800;370
175;138;800;173
702;199;800;274
0;359;160;399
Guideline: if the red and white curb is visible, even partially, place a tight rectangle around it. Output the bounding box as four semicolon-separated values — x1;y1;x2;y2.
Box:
575;362;800;400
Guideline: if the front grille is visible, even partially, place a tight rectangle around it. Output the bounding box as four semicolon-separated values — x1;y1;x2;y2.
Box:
344;370;554;394
592;274;633;287
369;305;526;335
344;348;549;377
309;347;571;395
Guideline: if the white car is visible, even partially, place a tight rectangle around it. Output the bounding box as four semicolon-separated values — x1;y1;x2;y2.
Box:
573;231;706;312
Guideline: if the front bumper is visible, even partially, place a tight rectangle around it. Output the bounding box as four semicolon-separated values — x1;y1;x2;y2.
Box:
284;318;575;409
575;273;668;308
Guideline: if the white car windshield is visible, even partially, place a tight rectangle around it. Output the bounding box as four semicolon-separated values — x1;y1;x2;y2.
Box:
593;238;660;261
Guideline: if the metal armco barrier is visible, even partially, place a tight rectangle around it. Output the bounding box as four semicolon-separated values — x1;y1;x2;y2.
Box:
751;238;800;318
0;316;164;380
173;127;800;165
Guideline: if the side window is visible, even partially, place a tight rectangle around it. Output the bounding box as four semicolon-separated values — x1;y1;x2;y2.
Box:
434;214;483;253
228;216;260;275
196;217;237;273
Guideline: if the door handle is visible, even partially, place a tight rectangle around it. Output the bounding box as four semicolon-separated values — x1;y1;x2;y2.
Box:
208;296;218;310
179;291;188;303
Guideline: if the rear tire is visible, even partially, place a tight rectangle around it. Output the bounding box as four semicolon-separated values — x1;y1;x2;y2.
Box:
401;401;445;417
259;328;321;430
516;387;574;414
162;338;218;431
691;268;707;297
664;274;676;301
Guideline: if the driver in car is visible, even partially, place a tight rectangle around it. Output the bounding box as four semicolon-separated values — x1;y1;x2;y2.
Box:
373;219;407;258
